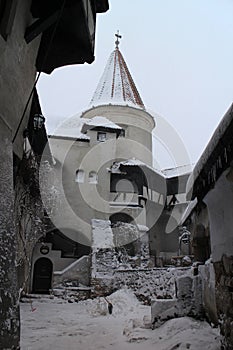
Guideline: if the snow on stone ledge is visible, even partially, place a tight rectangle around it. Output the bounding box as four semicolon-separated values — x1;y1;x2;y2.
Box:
137;224;149;232
91;219;114;250
161;164;193;178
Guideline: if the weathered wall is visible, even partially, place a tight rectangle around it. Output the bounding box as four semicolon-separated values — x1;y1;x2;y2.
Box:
199;262;218;325
91;266;191;302
184;202;210;263
0;1;41;347
149;209;180;265
151;274;204;327
204;169;233;262
113;267;192;303
14;154;47;294
0;118;20;349
203;169;233;349
214;255;233;350
0;1;40;158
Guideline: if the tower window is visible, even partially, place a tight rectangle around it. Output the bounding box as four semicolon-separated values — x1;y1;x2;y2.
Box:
75;169;84;183
119;129;125;137
97;131;106;142
89;171;98;184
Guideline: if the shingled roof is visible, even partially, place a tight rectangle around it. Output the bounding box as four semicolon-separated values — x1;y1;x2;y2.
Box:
90;35;144;109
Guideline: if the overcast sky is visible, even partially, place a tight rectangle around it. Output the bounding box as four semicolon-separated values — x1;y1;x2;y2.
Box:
37;0;233;169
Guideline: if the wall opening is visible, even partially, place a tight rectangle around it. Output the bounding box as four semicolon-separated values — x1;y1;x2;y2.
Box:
32;257;53;294
110;213;138;256
89;171;98;184
75;169;84;183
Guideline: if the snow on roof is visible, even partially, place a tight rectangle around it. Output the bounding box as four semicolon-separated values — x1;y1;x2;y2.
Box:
50;115;122;139
189;104;233;199
82;116;122;130
89;47;145;109
162;164;193;178
120;159;145;167
50;128;90;141
119;159;164;177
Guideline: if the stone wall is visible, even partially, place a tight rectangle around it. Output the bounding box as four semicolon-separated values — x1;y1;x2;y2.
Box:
91;267;192;302
0;1;40;347
14;154;46;294
199;262;218;325
113;267;192;304
214;255;233;350
0;118;20;349
151;274;204;328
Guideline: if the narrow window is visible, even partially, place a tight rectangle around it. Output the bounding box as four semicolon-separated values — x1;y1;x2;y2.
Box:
75;169;84;183
89;171;97;184
119;129;125;137
97;131;106;142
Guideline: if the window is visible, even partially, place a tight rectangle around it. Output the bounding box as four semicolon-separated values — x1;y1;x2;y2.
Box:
75;169;84;183
119;129;125;137
97;131;106;142
89;171;98;184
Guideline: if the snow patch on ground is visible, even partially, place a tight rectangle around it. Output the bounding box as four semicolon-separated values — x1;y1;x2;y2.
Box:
20;288;221;350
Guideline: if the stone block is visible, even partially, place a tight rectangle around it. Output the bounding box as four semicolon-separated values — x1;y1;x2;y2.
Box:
151;299;179;327
143;315;152;329
176;276;193;300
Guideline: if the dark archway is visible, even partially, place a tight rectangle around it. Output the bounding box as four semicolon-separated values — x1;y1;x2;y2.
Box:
192;224;211;262
32;258;53;294
110;212;134;225
110;213;138;256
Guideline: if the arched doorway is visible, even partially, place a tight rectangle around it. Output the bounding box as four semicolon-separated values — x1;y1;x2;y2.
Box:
110;212;134;225
32;258;53;294
110;213;138;256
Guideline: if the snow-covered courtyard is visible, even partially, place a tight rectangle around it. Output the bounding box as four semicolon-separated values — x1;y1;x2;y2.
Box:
20;288;221;350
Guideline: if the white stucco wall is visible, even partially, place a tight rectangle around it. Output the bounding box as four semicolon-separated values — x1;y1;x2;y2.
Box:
81;104;155;165
46;103;157;247
204;168;233;262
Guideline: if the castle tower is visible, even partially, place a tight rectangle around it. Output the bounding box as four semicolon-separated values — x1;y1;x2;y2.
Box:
81;32;155;166
90;32;144;108
39;34;164;281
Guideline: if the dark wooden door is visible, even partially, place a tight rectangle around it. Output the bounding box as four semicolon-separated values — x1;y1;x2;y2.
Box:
32;258;53;294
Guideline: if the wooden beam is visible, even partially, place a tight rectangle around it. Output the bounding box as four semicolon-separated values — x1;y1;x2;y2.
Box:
24;10;60;44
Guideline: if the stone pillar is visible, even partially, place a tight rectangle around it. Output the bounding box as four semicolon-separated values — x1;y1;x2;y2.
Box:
0;119;20;349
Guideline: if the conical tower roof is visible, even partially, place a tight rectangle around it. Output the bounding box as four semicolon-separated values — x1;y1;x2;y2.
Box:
90;33;145;109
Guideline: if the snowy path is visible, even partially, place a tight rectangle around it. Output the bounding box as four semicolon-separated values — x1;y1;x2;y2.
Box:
20;289;221;350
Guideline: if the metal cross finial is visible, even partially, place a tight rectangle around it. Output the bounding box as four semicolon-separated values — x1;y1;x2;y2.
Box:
115;30;122;48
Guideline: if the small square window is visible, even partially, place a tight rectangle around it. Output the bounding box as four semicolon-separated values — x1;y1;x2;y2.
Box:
97;131;106;142
119;129;125;137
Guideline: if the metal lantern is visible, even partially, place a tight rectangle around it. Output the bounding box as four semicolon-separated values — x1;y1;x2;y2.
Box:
33;114;45;130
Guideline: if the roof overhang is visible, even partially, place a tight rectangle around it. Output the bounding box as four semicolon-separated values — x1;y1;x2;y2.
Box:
188;104;233;200
27;0;109;73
